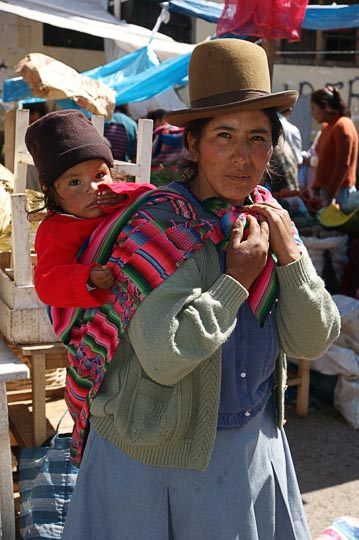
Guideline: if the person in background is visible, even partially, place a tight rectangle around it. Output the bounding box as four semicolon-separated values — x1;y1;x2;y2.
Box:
104;104;137;162
23;101;48;124
269;134;300;194
146;108;184;173
25;109;154;308
279;107;303;168
300;129;321;196
310;86;358;209
268;106;303;195
61;38;340;540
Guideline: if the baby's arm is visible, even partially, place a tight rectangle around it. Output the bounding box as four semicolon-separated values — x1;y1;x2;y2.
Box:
97;181;155;213
35;217;111;308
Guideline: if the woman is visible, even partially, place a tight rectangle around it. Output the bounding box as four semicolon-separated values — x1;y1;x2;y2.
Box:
61;39;340;540
310;86;358;209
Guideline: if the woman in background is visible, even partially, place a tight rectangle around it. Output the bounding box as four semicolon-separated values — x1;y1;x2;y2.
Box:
310;86;358;209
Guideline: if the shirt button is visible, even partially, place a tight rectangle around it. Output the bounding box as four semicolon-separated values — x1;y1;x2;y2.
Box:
244;411;251;417
240;372;246;378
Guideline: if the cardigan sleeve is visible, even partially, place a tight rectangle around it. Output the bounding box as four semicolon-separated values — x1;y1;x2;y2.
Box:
128;244;341;386
275;251;341;358
127;242;248;386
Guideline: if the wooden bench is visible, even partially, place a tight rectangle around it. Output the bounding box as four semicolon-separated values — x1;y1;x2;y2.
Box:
8;342;69;447
0;338;29;540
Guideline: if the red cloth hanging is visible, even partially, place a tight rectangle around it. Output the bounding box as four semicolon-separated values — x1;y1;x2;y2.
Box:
216;0;309;43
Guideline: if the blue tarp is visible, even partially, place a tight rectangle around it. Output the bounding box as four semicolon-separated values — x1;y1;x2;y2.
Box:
168;0;359;31
2;45;190;106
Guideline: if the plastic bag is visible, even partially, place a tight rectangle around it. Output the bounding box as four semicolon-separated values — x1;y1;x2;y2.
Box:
301;232;349;285
19;415;78;539
216;0;309;42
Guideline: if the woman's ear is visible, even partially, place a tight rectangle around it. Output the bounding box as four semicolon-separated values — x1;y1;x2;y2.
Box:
187;132;199;162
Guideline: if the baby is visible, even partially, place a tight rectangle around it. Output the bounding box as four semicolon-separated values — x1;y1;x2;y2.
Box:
25;109;155;308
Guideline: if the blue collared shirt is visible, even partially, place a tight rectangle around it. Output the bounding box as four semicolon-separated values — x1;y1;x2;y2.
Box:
170;181;280;429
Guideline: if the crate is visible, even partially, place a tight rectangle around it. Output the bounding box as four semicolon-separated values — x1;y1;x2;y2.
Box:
0;109;153;344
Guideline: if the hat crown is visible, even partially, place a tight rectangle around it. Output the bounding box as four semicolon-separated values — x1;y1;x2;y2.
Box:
188;39;271;108
25;109;113;187
165;38;298;127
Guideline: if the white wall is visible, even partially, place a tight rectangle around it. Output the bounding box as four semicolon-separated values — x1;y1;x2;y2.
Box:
273;64;359;148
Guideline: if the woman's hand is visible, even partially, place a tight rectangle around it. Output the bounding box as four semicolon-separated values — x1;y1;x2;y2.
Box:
225;214;270;290
241;200;301;266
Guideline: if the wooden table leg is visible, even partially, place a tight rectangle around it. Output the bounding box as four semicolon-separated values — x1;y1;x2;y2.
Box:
0;382;16;540
31;352;47;446
296;359;310;416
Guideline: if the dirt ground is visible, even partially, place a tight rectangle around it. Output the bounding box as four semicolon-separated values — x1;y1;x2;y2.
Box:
284;375;359;539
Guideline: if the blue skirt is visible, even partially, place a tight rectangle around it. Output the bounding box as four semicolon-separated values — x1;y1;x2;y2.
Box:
62;398;310;540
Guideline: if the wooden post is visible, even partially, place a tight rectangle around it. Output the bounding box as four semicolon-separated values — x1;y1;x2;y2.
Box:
262;39;277;84
0;339;29;540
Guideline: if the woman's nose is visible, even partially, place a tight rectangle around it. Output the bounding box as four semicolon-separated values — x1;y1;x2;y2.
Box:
232;144;250;164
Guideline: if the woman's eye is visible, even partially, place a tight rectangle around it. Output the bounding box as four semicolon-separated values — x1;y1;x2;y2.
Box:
218;132;231;139
251;135;266;142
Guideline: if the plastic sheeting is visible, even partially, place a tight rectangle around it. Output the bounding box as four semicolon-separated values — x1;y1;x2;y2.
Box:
311;295;359;429
168;0;359;31
2;45;190;107
0;0;193;61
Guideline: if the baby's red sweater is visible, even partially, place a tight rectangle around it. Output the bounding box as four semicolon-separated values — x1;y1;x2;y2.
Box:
34;182;155;308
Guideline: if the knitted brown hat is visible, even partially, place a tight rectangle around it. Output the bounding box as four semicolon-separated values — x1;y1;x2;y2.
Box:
165;39;298;127
25;109;114;187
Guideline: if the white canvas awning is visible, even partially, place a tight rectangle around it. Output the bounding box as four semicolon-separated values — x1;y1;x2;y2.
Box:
0;0;194;60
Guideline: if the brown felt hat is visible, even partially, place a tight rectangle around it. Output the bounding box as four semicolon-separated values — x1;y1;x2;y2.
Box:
25;109;114;187
165;39;298;127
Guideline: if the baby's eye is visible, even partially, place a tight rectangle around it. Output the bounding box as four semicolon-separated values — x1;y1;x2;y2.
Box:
95;172;106;180
69;179;80;186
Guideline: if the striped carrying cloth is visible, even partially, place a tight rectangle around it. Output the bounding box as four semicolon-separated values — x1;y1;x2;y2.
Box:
48;185;300;466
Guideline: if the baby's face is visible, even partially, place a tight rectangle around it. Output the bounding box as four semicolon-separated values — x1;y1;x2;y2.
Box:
53;159;113;218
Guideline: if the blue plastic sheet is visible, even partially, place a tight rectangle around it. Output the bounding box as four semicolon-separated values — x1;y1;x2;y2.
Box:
2;45;189;107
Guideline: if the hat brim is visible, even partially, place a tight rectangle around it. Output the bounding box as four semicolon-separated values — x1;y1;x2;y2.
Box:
319;204;359;234
165;90;298;127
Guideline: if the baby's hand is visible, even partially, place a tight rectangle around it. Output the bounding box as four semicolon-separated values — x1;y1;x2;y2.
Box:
88;266;115;290
97;187;128;207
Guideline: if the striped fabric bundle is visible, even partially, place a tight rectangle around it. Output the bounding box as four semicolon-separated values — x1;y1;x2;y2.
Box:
48;185;299;466
314;516;359;539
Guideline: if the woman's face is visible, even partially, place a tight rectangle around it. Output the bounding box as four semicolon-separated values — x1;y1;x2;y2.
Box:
187;110;273;206
310;101;327;124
